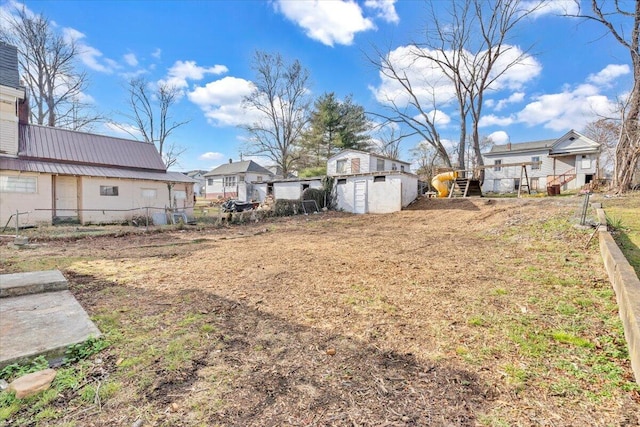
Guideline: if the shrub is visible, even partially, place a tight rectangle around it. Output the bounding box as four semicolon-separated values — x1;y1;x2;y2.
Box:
302;188;326;210
273;199;299;216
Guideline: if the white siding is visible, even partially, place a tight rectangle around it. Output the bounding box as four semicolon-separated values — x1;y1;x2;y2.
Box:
0;90;19;156
334;173;417;214
0;172;52;226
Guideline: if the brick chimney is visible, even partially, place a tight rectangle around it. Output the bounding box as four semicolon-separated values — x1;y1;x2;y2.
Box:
18;95;29;124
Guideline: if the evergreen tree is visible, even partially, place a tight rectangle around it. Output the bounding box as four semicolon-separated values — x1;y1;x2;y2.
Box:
301;93;371;168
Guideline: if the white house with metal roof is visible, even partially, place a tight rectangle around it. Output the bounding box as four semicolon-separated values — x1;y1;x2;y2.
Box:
203;159;274;200
482;130;601;194
0;42;196;226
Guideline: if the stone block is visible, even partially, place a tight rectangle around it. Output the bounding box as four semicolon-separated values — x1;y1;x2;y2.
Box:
8;368;57;399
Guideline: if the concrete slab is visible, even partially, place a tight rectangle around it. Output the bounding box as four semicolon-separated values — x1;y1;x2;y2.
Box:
0;270;68;298
0;290;101;368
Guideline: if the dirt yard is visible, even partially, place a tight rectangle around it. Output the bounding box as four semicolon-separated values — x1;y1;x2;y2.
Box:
1;195;639;426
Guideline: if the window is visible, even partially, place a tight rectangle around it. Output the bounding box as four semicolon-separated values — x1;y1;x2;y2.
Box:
336;159;347;174
207;178;213;185
351;158;360;173
531;156;540;170
141;188;157;198
337;179;346;185
100;186;118;196
223;176;237;187
173;190;186;200
401;165;405;172
376;158;385;171
257;176;263;183
530;177;539;190
0;175;36;193
494;159;502;171
374;176;386;182
581;155;591;169
391;163;397;171
301;183;310;191
514;178;520;190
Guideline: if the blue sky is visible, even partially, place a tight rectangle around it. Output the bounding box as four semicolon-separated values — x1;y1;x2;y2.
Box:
0;0;633;172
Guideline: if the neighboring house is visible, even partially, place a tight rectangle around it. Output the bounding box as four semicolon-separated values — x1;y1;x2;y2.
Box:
482;130;601;194
185;170;207;196
0;42;196;226
327;150;418;214
203;160;273;200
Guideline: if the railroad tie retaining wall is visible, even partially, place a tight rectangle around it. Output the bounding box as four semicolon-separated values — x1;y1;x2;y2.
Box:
596;207;640;384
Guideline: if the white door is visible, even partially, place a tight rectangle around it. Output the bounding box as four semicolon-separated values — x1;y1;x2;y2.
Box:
54;176;78;218
354;180;366;214
492;179;501;193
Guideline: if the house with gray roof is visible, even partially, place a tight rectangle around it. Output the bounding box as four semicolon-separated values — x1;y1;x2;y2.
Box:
203;159;273;200
0;42;196;226
482;130;600;194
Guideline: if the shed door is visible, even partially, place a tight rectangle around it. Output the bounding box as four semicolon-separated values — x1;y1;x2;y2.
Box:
354;180;366;214
54;176;78;219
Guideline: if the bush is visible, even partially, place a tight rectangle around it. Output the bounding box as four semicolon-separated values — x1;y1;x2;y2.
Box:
273;199;299;216
302;188;326;210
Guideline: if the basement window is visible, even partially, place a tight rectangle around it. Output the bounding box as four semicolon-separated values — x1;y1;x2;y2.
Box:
100;186;119;196
374;176;386;182
337;179;346;185
0;175;36;193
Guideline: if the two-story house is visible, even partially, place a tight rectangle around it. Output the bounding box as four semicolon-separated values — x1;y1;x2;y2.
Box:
482;130;600;194
203;159;273;200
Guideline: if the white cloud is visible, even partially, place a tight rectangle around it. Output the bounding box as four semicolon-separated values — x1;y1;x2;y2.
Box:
515;83;618;131
521;0;579;18
487;131;509;144
364;0;399;24
62;27;117;73
275;0;375;46
493;91;525;111
104;122;141;139
160;60;229;89
479;114;515;127
151;48;162;59
199;152;224;161
123;53;138;67
587;64;630;86
372;45;540;112
188;76;262;126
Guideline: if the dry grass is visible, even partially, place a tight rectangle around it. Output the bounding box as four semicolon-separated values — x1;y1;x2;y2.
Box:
1;195;638;426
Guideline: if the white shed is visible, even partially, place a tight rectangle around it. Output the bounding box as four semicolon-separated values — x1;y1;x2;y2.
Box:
334;172;418;214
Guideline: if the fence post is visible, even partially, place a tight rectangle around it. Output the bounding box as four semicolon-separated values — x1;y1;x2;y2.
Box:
15;209;19;236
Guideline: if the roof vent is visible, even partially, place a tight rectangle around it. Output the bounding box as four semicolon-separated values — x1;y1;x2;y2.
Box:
569;137;575;141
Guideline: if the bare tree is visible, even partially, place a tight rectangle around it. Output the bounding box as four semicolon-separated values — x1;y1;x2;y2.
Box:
371;0;546;177
369;45;453;168
0;7;100;129
116;77;188;169
242;51;311;176
583;118;621;180
372;123;404;160
572;1;639;192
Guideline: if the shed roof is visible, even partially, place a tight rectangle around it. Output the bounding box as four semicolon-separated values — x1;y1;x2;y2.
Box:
18;124;167;171
204;160;273;177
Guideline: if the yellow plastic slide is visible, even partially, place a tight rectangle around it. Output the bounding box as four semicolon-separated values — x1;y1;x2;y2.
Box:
431;171;458;198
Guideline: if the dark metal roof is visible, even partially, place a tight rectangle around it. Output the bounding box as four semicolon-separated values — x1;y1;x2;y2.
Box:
0;157;196;183
0;42;20;89
18;124;167;171
485;139;555;156
204;160;273;177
